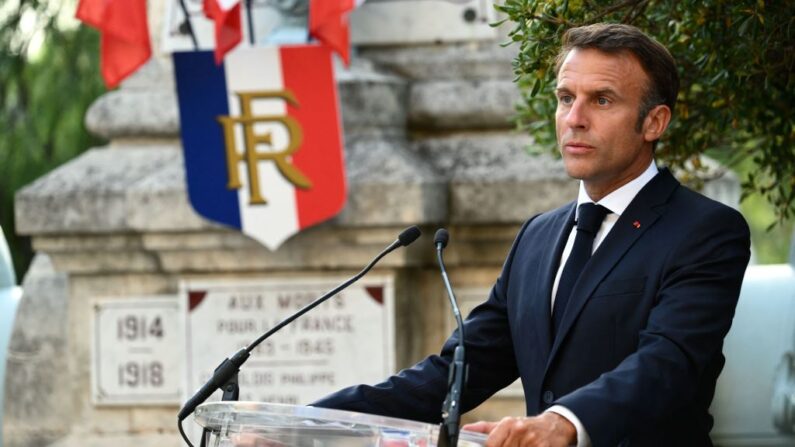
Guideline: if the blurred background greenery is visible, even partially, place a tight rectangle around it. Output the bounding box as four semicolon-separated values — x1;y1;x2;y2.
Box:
0;0;792;283
0;0;106;279
496;0;794;262
731;157;794;264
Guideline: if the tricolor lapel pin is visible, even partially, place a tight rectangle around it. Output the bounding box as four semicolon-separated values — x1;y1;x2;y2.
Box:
632;220;641;229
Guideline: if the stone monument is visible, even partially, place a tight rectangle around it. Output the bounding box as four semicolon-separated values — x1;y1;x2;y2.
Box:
3;2;742;446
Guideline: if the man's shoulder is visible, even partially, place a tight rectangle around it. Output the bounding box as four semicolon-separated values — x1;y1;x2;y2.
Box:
646;181;750;249
507;202;576;252
632;168;747;230
669;182;747;225
522;201;575;232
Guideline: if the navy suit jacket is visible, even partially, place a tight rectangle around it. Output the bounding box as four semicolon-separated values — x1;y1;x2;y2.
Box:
313;169;751;446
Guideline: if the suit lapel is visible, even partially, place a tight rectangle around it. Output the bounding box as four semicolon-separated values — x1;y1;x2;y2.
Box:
529;203;576;355
544;169;680;371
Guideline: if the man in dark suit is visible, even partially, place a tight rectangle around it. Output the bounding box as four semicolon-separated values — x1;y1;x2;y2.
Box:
313;23;751;446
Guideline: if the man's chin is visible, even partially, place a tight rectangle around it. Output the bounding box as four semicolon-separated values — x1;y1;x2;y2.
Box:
561;162;593;181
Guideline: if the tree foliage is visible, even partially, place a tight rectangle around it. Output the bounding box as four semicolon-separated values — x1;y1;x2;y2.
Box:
0;0;105;279
496;0;795;223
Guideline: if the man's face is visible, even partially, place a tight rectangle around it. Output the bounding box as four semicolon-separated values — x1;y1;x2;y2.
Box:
555;48;659;199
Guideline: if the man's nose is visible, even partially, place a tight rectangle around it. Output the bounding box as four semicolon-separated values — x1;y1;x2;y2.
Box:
564;99;588;129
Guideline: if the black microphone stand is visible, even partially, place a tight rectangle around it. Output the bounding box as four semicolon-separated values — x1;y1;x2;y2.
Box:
435;229;467;447
177;226;422;447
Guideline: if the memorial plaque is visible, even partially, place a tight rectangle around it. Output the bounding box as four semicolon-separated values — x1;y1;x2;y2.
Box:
91;297;183;405
183;276;395;406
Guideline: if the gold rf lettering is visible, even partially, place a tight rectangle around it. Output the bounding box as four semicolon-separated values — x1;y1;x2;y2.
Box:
218;90;312;205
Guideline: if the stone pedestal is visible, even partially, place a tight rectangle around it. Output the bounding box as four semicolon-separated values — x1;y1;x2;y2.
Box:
4;32;579;443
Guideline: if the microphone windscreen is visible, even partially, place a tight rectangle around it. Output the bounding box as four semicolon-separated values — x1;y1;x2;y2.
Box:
398;226;422;246
434;228;449;249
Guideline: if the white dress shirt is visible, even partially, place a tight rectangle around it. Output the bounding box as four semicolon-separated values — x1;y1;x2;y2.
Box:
545;160;659;447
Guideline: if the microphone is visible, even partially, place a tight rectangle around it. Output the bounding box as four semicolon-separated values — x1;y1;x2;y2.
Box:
434;228;467;447
399;225;422;247
177;226;422;429
434;228;449;249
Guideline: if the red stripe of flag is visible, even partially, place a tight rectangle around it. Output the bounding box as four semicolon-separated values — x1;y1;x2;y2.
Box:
203;0;243;65
280;45;347;230
76;0;151;88
308;0;357;65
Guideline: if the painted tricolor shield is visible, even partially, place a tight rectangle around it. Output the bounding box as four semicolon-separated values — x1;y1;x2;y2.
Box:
173;45;346;250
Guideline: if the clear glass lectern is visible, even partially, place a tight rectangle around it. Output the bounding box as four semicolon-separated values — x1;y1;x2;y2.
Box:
194;401;488;446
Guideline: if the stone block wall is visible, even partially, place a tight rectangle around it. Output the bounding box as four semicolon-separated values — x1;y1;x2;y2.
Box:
3;30;581;445
3;3;741;446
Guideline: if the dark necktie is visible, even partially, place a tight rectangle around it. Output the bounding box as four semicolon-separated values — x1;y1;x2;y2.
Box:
552;203;610;336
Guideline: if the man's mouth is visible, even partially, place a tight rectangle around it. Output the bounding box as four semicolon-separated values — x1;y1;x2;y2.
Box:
563;141;595;154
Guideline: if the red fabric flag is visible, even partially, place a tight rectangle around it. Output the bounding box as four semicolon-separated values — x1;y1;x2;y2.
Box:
308;0;359;65
203;0;243;65
76;0;152;89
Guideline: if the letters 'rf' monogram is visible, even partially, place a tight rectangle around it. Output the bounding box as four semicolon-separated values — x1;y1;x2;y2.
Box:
218;90;312;205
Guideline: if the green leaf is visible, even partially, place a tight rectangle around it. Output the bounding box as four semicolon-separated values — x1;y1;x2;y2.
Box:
490;16;510;28
501;0;795;239
530;78;542;97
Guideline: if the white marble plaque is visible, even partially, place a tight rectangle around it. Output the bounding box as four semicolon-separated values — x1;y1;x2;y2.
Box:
182;275;395;406
91;297;183;405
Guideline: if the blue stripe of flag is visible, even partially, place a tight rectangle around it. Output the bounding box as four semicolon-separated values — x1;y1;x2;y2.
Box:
173;51;241;229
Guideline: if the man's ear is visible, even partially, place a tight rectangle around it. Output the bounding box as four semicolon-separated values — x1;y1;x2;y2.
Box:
642;105;672;143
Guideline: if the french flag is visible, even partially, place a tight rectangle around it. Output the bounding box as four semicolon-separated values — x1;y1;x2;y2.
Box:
173;46;347;250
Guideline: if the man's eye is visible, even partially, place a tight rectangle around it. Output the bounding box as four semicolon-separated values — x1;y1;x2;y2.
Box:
597;97;610;106
559;95;573;105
